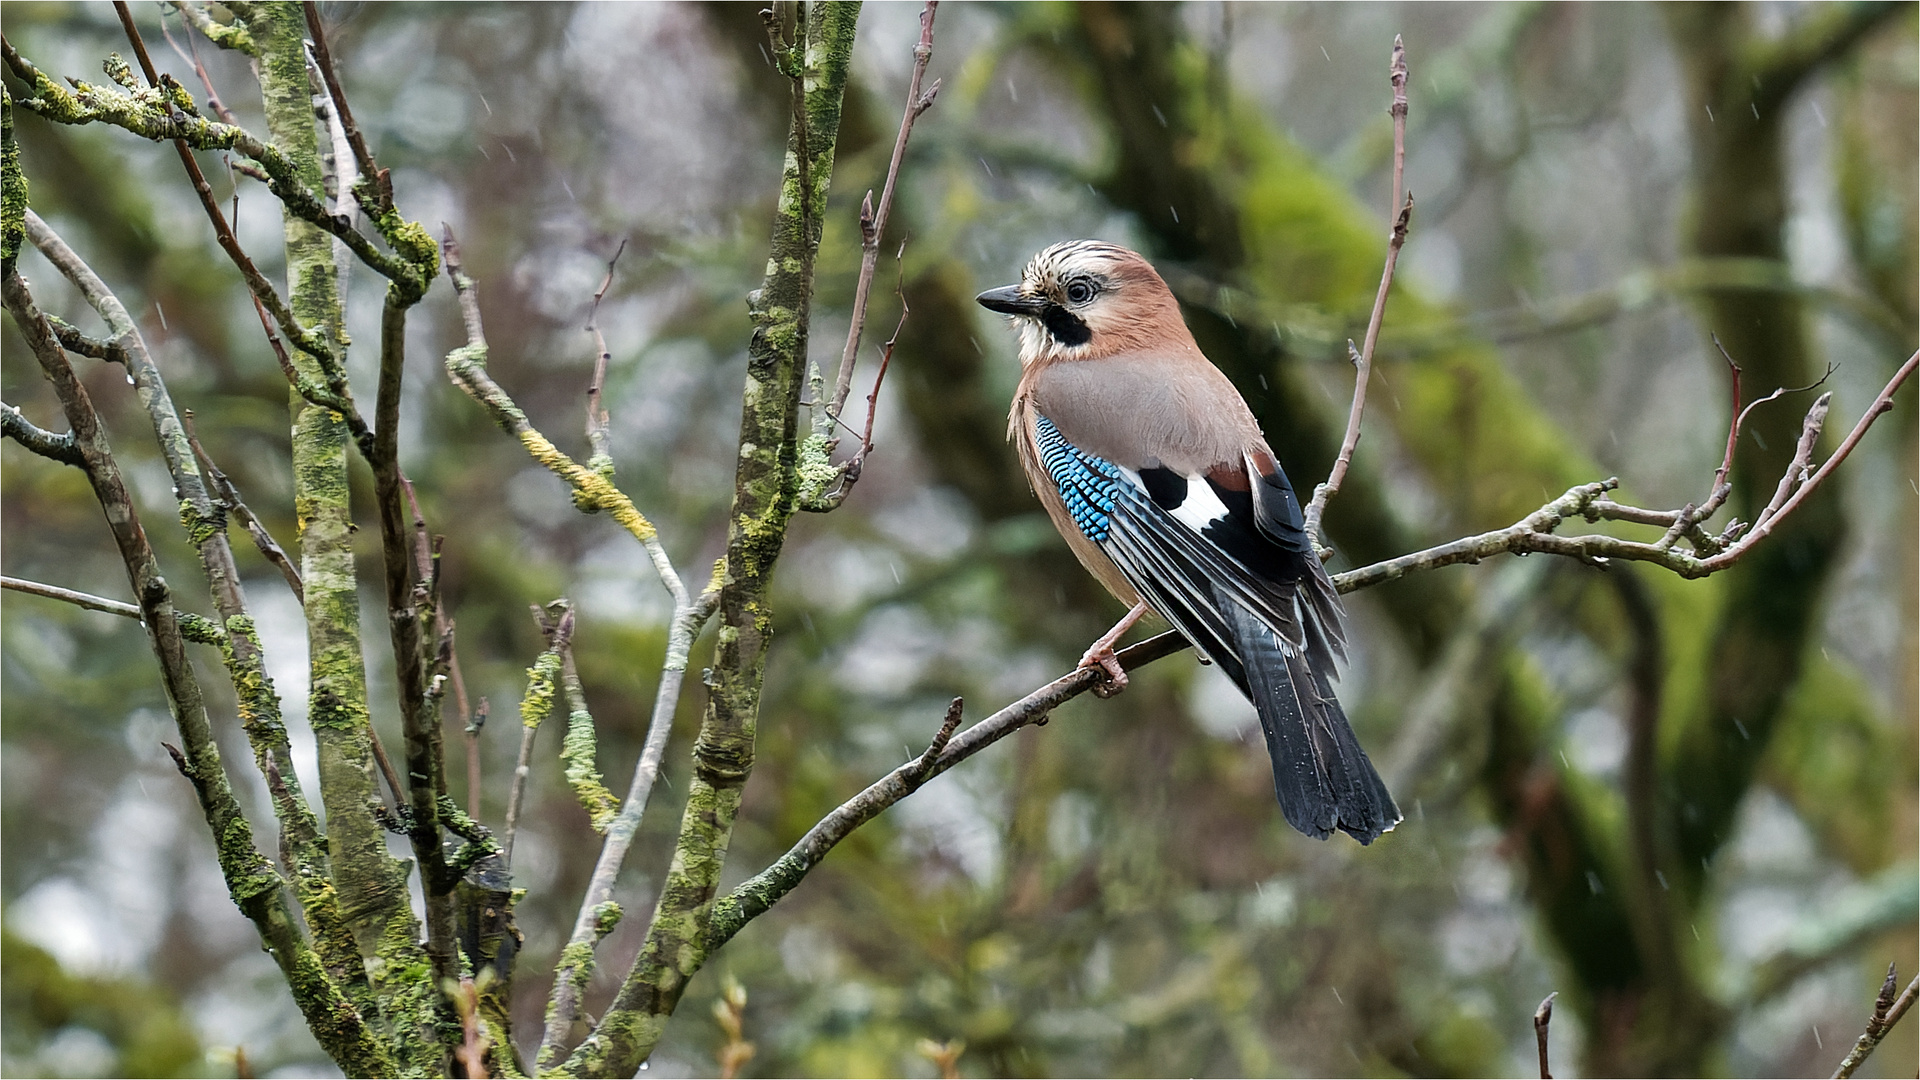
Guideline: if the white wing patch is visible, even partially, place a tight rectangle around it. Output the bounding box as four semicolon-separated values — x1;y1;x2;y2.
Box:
1118;466;1298;658
1166;471;1233;535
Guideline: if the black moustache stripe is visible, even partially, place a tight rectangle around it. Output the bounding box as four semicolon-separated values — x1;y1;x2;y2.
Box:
1043;304;1091;346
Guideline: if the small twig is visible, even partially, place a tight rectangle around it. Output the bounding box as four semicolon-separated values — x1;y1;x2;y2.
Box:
47;318;127;363
1304;35;1411;546
584;240;626;465
111;1;163;85
1709;334;1744;496
1731;359;1836;443
158;3;241;126
856;258;909;463
302;1;390;213
405;477;479;817
1700;351;1913;572
1533;992;1556;1079
505;603;573;865
1756;392;1830;527
6;575;138;620
913;698;964;778
808;248;912;511
2;401;85;466
1833;965;1917;1079
502;717;539;867
464;697;489;820
827;0;939;419
1707;333;1837;522
367;720;408;815
182;410;304;603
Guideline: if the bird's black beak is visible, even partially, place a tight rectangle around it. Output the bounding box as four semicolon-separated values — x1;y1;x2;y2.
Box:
975;284;1047;316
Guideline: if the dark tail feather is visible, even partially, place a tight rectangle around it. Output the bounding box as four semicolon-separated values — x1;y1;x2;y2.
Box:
1226;601;1400;844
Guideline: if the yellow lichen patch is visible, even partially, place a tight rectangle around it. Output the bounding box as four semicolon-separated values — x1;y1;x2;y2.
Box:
515;429;658;543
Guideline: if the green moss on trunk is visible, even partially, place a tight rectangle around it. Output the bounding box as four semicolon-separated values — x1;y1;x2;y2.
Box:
245;1;412;960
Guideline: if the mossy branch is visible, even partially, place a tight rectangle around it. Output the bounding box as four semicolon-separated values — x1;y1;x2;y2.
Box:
553;5;861;1076
244;2;421;1017
170;0;259;56
2;39;433;299
4;265;393;1079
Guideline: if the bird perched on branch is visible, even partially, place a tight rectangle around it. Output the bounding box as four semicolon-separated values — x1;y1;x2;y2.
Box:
977;240;1399;844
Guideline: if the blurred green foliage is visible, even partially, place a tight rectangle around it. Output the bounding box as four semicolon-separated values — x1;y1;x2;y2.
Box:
1;926;204;1078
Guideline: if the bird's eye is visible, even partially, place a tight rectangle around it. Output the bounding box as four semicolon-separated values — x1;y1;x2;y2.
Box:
1064;280;1095;305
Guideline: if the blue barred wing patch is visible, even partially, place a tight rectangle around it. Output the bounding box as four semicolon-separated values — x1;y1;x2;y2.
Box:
1034;414;1124;543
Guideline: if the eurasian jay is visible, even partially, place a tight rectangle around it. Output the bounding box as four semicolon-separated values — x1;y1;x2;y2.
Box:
976;240;1400;845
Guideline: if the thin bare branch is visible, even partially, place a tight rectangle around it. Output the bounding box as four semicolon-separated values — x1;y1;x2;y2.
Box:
2;401;84;466
913;697;964;778
1305;35;1411;546
1699;350;1914;572
1756;391;1830;527
47;316;127;362
302;2;389;212
182;410;304;603
157;5;242;126
502;711;539;867
1704;332;1837;528
705;629;1189;949
827;0;939;419
1833;966;1918;1079
1;575;224;643
584;239;626;465
804;247;912;512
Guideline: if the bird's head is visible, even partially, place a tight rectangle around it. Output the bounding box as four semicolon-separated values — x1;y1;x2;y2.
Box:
976;240;1184;364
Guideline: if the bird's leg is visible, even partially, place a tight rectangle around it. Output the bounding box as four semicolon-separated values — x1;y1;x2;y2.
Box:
1080;602;1148;698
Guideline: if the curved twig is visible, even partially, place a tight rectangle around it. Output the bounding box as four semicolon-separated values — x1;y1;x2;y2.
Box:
1306;36;1413;547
